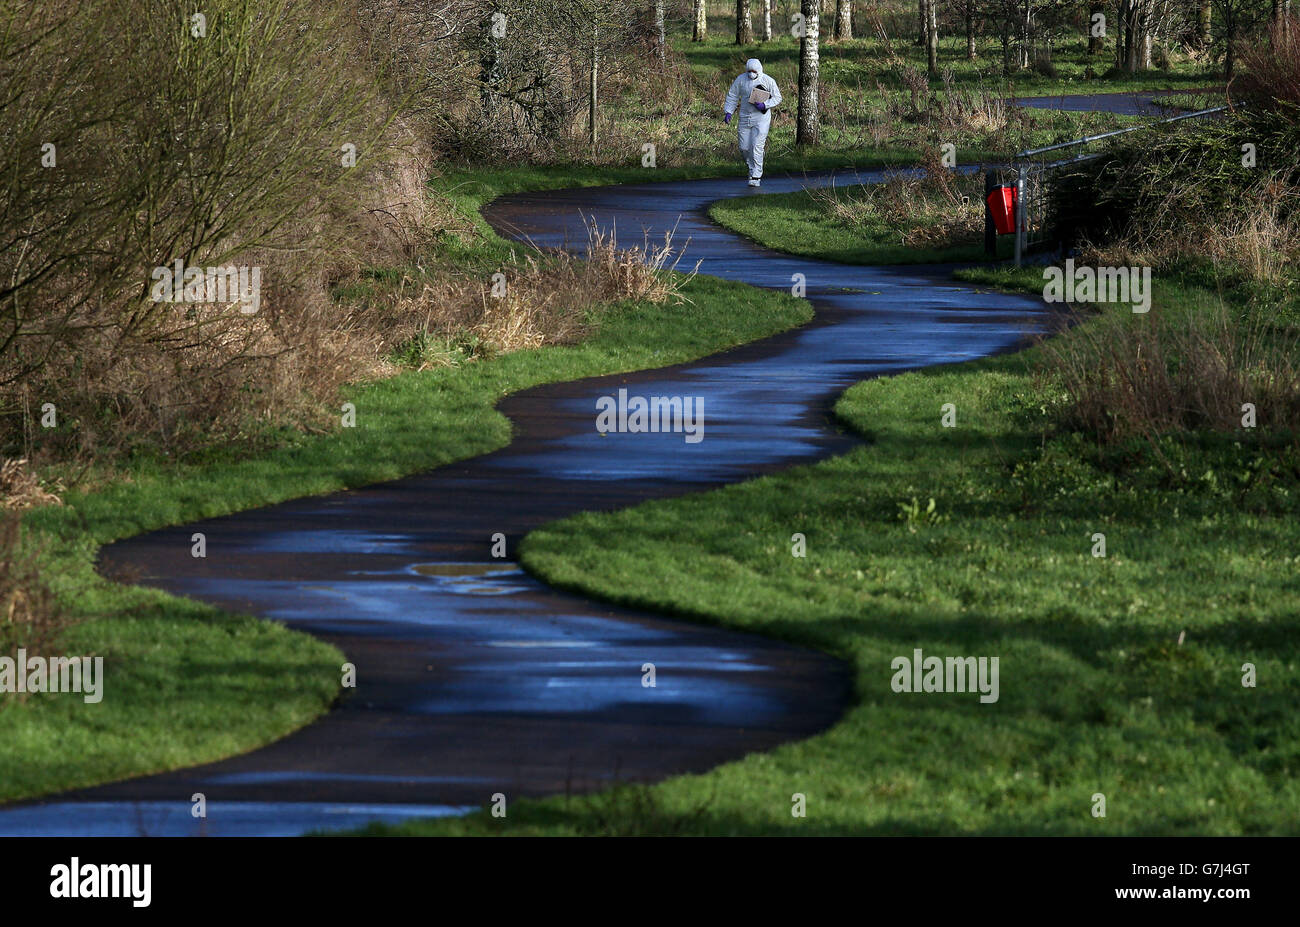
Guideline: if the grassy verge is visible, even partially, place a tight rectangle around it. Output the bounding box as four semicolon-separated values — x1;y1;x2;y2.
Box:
3;170;813;804
364;273;1300;835
709;176;1017;265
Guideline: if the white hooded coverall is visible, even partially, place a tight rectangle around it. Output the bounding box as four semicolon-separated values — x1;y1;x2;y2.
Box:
724;58;782;180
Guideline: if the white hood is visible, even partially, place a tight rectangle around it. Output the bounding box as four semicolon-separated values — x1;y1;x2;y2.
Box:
745;58;763;77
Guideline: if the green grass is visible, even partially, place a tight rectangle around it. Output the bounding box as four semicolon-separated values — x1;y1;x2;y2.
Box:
709;179;1016;265
1;12;1245;815
687;13;1213;96
4;169;814;804
550;19;1211;174
362;276;1300;835
356;167;1299;834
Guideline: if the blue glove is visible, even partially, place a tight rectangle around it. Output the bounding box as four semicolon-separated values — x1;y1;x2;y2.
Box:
723;111;732;124
755;101;767;113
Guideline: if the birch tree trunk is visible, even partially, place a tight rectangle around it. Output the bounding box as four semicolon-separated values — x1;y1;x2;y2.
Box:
926;0;939;74
737;0;754;43
654;0;666;59
834;0;852;40
762;0;773;40
796;0;820;145
589;27;599;148
693;0;708;40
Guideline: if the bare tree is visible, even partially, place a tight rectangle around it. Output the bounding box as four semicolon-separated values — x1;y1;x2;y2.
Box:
797;0;821;145
1212;0;1269;77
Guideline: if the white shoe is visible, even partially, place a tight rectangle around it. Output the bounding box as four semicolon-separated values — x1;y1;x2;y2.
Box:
748;178;761;187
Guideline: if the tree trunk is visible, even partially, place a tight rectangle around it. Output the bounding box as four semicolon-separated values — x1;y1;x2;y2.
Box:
1272;0;1293;41
966;7;976;60
693;0;708;40
1197;0;1210;47
797;0;820;145
763;0;773;40
1126;2;1141;72
1122;0;1139;72
479;12;503;119
926;0;938;74
1225;17;1236;79
1087;3;1102;54
1019;0;1030;70
916;0;925;44
737;0;754;43
589;31;599;148
1116;0;1128;69
654;0;666;59
834;0;852;40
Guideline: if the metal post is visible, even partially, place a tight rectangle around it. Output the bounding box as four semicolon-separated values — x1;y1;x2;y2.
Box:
1013;170;1025;267
984;170;996;258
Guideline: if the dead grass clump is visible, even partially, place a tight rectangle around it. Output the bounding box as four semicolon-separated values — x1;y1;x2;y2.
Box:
0;460;61;511
881;66;1008;138
0;512;66;662
811;157;984;249
1079;187;1300;285
1041;301;1300;444
371;219;699;369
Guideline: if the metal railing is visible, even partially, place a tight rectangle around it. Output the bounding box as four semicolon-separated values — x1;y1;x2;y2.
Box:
1009;106;1228;265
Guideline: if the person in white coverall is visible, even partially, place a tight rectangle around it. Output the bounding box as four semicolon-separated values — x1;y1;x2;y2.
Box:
723;58;782;187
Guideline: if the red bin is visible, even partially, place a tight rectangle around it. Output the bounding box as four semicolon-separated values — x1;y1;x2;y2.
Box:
986;185;1017;235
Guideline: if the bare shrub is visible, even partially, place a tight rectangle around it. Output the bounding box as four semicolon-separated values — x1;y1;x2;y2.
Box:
1237;20;1300;113
0;0;426;462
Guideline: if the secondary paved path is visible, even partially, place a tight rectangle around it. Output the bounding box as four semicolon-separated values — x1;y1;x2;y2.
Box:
0;166;1055;836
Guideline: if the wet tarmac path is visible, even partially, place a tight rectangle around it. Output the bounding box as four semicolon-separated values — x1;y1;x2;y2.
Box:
1;93;1160;834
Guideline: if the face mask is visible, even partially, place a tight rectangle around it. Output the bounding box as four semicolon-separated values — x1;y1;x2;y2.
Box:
748;72;758;79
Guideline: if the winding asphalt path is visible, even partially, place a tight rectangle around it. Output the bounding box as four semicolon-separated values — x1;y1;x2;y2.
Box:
7;83;1191;832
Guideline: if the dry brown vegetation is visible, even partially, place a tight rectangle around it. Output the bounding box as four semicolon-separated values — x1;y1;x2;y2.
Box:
810;154;986;249
361;221;698;373
0;460;61;512
1037;23;1300;447
0;512;64;660
0;0;685;482
1041;301;1300;443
